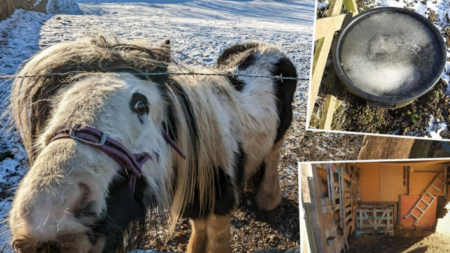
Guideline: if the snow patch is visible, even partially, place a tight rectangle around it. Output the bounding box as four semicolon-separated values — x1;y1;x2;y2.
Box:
47;0;82;14
34;0;42;7
317;0;329;9
425;115;448;139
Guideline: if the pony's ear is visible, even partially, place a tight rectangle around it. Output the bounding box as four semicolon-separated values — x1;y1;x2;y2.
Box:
158;39;171;62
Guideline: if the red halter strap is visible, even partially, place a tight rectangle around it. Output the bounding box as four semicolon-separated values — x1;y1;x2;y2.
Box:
50;124;185;193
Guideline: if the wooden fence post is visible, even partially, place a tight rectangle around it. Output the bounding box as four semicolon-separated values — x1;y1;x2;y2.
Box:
308;0;359;129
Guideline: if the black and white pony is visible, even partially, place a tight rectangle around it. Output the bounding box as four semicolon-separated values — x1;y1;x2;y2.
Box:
8;36;297;253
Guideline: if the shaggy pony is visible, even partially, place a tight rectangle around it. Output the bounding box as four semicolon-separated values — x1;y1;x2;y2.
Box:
8;36;297;253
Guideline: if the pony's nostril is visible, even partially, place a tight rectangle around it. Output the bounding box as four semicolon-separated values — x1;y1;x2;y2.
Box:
78;183;91;208
74;200;99;226
36;241;60;253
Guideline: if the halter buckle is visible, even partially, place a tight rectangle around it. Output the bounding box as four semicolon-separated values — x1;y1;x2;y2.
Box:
70;124;107;146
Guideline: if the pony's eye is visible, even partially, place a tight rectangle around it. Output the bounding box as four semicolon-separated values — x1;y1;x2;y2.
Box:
134;101;147;115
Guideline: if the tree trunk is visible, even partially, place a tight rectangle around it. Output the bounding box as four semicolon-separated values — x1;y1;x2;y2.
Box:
358;136;415;160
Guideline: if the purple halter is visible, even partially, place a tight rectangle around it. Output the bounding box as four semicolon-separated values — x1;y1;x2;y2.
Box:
50;124;185;193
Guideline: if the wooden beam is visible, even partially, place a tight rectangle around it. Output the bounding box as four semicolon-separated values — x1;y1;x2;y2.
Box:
327;0;344;17
302;163;312;203
308;164;328;252
360;160;450;167
444;164;448;196
314;14;347;40
301;170;313;253
308;34;333;127
318;70;339;130
343;0;359;14
309;13;353;128
339;166;349;250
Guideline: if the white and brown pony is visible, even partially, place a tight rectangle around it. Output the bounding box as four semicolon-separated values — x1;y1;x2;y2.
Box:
7;36;297;253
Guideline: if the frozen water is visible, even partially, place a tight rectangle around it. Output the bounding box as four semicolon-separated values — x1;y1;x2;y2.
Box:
340;11;441;96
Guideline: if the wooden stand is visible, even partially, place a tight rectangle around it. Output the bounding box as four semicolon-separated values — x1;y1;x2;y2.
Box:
308;0;358;130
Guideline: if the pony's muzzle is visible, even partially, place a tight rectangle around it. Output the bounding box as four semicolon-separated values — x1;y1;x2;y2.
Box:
11;231;103;253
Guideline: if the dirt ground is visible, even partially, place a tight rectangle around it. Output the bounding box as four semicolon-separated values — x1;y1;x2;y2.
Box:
311;2;450;138
347;226;450;253
311;70;450;137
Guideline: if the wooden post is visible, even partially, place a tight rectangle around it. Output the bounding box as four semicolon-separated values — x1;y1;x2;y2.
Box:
444;165;448;195
301;163;312;253
318;70;340;129
307;0;359;129
305;164;328;252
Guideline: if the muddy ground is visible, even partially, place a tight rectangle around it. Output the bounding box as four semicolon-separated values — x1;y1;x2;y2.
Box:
347;226;450;253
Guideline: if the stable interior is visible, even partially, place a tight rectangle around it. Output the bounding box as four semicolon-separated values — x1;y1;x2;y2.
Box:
301;160;450;253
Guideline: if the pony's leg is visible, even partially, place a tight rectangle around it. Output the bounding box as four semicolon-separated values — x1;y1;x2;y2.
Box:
205;214;232;253
187;218;207;253
255;138;284;210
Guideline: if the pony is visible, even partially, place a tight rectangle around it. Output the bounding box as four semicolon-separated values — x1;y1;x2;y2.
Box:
7;35;297;253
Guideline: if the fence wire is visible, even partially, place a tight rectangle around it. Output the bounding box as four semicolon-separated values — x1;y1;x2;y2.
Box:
0;71;309;82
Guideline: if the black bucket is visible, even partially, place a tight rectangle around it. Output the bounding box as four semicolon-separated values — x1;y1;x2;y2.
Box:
332;7;447;108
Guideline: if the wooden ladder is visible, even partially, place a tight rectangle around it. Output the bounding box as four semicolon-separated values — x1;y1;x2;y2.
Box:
404;175;445;226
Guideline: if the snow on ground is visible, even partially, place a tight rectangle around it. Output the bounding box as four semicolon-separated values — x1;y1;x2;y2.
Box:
0;0;314;251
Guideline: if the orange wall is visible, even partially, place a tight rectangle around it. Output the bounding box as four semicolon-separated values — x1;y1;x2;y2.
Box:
400;195;437;227
359;163;446;202
380;166;405;202
409;172;444;196
359;164;381;202
359;164;405;202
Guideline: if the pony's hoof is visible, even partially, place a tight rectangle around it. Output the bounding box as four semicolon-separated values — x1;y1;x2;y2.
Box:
255;186;282;211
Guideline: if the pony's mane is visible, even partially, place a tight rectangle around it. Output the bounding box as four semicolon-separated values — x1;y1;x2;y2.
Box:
8;35;252;251
10;36;171;164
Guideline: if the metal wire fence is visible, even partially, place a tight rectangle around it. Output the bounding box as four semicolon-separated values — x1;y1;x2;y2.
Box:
0;71;310;82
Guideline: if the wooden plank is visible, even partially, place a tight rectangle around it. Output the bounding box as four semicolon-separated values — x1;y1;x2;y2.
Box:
343;0;359;14
318;70;339;130
327;0;344;17
314;14;347;40
339;166;349;250
301;182;312;253
345;224;352;235
444;165;448;195
345;214;352;223
327;164;335;210
342;169;351;182
309;164;328;252
301;163;312;203
357;224;390;228
308;34;333;127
